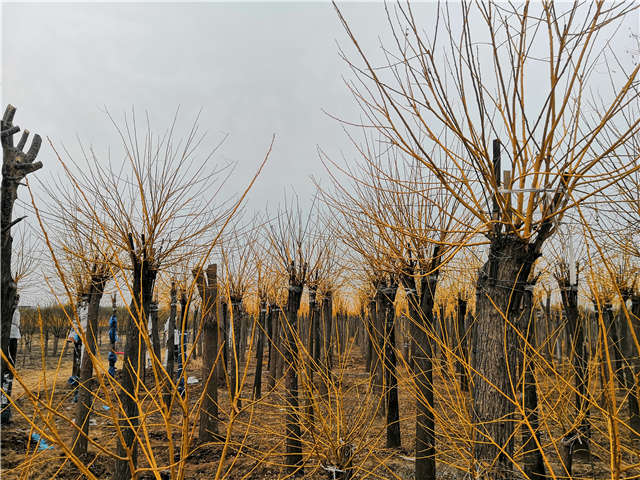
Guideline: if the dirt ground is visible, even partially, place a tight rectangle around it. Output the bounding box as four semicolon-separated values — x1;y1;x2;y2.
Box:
1;337;639;479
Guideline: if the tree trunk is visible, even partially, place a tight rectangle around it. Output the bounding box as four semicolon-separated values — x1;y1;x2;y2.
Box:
230;297;243;407
365;300;375;373
73;274;107;457
414;271;438;480
520;282;546;480
401;266;436;480
629;295;640;443
284;277;304;475
558;274;589;471
604;304;625;389
308;288;318;377
1;105;42;425
114;238;157;480
238;309;246;375
164;282;177;407
191;306;200;359
322;292;333;378
472;234;538;480
53;335;59;356
194;265;219;443
381;280;401;449
615;301;640;444
266;306;273;369
306;288;318;423
373;285;385;402
544;294;553;362
177;294;189;395
455;297;469;392
220;301;229;385
150;300;160;367
253;301;267;400
268;306;280;391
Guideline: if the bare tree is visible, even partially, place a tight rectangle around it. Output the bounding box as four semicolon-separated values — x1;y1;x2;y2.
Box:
267;197;327;475
1;104;42;424
50;110;238;479
334;2;640;477
193;264;220;443
220;222;258;409
320;136;466;477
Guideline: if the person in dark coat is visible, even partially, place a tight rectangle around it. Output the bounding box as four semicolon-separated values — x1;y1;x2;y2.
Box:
108;348;117;378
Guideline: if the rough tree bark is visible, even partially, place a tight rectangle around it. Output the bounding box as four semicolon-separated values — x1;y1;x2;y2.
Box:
253;299;267;400
472;234;539;480
191;306;200;359
176;292;190;395
322;291;333;379
268;304;280;391
365;299;375;373
616;288;640;448
380;276;401;449
193;264;220;443
604;303;625;389
229;295;243;408
309;287;319;377
558;270;590;472
373;280;385;402
629;294;640;443
114;234;157;480
455;296;469;392
1;105;42;425
400;248;440;480
220;300;228;385
73;271;108;457
306;286;318;421
619;291;640;445
284;261;305;475
150;299;160;367
469;140;563;480
164;281;177;407
520;280;546;480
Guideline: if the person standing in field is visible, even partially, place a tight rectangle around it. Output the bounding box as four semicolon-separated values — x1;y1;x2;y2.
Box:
108;347;117;377
0;295;22;423
67;296;88;388
8;294;21;369
108;311;118;348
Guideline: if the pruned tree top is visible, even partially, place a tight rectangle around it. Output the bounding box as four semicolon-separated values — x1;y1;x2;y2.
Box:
49;109;237;274
333;1;640;248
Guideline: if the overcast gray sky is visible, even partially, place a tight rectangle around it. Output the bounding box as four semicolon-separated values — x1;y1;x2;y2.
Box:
2;2;638;304
2;1;405;302
2;3;397;212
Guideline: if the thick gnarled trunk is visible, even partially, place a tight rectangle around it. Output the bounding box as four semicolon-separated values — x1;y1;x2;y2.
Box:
114;239;157;480
253;301;267;400
73;274;108;457
626;295;640;444
284;281;304;475
455;297;469;392
164;283;177;407
520;282;546;480
380;280;400;449
1;105;42;425
472;235;538;480
193;265;219;443
558;274;590;471
229;296;243;407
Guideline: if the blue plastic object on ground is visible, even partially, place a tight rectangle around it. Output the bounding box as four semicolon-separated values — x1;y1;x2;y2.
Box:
31;432;53;451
